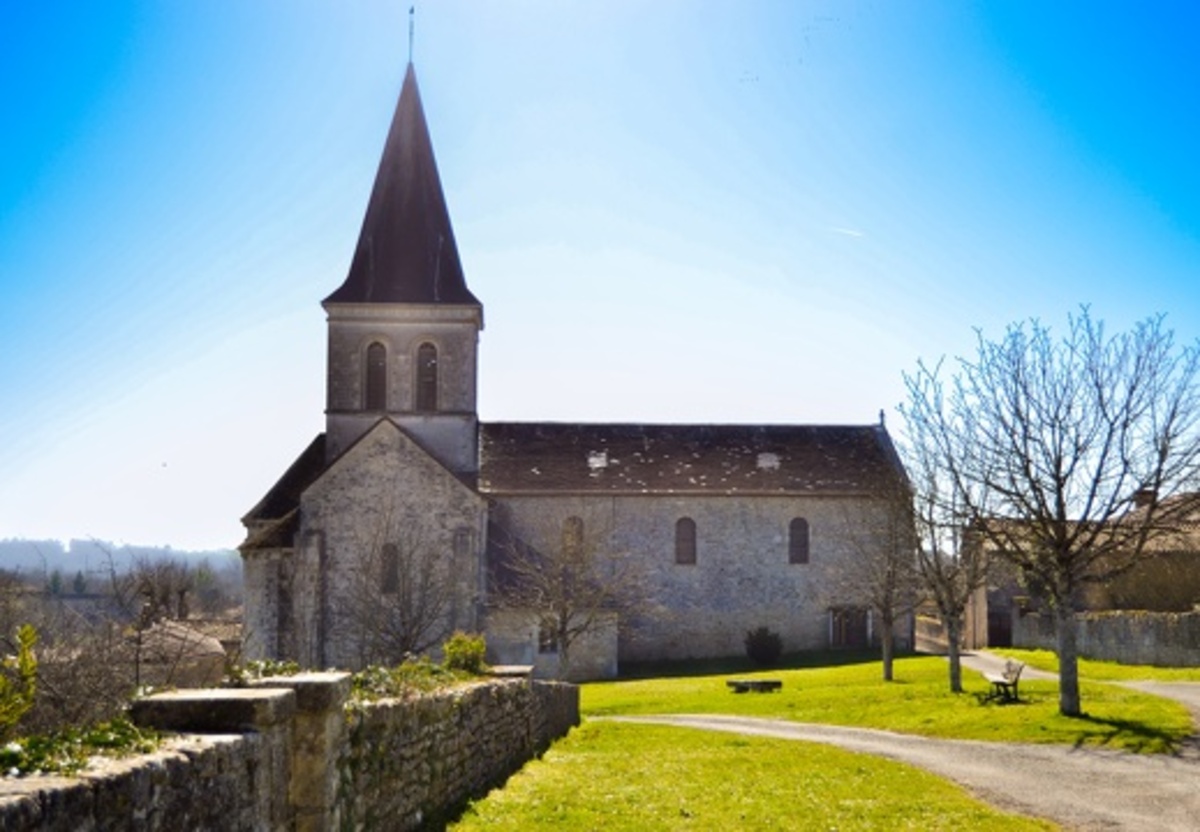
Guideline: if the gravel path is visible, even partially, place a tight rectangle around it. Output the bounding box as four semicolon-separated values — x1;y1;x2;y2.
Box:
600;654;1200;831
607;714;1200;831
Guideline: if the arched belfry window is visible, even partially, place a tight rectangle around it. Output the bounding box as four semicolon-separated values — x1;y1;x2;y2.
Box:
416;342;438;412
365;342;387;411
675;517;696;565
789;517;810;564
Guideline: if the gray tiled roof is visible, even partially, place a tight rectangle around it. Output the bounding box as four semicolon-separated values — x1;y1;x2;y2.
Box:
241;435;326;524
478;422;904;495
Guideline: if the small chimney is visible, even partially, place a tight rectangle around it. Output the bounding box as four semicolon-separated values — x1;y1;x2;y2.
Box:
1133;488;1157;509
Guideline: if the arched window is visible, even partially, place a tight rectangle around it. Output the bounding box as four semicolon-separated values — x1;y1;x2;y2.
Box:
789;517;810;564
365;342;387;411
562;516;584;556
380;543;399;594
675;517;696;565
415;342;438;412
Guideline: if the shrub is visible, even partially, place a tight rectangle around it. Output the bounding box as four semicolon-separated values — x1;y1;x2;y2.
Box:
1;625;37;740
0;716;159;777
744;626;782;666
443;631;487;674
225;658;301;687
350;656;461;702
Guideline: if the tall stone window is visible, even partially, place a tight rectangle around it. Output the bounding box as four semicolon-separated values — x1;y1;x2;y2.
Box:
453;527;472;559
365;342;387;411
416;342;438;412
562;516;584;556
789;517;810;564
380;543;399;594
675;517;696;565
538;619;558;654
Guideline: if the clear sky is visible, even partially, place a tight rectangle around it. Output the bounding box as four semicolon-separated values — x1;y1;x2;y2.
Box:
2;1;1198;552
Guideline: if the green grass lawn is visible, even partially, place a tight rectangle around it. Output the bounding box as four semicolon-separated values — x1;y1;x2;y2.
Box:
582;655;1193;753
455;653;1195;829
994;648;1200;682
451;720;1057;831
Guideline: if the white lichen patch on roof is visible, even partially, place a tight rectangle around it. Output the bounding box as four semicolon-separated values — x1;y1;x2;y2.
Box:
757;452;781;471
587;451;609;472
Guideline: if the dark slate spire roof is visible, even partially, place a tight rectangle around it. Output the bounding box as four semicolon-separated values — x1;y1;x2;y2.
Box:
325;64;479;306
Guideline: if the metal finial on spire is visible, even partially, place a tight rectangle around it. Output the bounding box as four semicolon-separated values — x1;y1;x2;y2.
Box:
408;6;415;64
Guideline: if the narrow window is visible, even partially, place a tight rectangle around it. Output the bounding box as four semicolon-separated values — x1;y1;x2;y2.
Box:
380;543;399;594
562;516;584;556
453;527;472;559
538;620;558;654
416;342;438;412
365;342;387;411
789;517;810;564
675;517;696;565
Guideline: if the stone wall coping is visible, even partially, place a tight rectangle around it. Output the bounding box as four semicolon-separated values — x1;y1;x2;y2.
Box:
248;672;353;712
130;687;296;733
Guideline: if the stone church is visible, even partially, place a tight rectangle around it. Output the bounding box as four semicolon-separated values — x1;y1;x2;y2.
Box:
240;62;909;679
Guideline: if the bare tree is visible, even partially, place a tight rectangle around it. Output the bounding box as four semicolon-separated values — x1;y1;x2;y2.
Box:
336;510;458;667
899;401;991;692
97;546;195;623
13;547;222;734
902;310;1200;715
0;570;29;639
833;484;920;681
491;512;647;681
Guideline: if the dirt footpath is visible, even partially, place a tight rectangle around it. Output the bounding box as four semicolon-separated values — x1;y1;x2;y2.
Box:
608;714;1200;831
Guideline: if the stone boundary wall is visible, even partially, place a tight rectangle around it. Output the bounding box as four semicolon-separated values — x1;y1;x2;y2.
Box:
0;675;579;832
1013;610;1200;666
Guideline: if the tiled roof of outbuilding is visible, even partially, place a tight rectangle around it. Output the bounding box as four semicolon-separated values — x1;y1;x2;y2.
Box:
240;509;300;552
478;422;905;495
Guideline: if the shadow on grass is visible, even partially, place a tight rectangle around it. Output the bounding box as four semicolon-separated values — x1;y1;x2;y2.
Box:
616;649;902;681
970;691;1041;708
1068;713;1187;755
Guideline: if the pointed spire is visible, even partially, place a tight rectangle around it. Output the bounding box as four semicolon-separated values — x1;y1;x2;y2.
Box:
325;64;479;306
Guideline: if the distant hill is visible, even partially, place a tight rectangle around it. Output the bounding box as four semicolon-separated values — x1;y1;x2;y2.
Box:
0;538;239;577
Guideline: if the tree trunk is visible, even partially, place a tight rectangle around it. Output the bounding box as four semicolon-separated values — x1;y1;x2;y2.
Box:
557;624;572;682
880;610;895;681
945;614;963;693
1054;603;1082;716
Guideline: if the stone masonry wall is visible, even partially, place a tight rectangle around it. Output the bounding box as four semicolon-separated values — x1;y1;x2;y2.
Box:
338;679;577;829
0;675;579;832
1013;609;1200;666
494;492;890;662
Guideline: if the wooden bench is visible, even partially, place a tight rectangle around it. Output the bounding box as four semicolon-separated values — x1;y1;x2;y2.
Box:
984;660;1025;702
726;679;783;694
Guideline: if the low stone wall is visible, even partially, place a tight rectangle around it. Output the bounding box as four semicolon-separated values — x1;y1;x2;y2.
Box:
0;675;579;832
1014;610;1200;666
339;680;577;829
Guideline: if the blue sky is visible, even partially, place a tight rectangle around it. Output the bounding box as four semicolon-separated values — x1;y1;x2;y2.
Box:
2;1;1198;551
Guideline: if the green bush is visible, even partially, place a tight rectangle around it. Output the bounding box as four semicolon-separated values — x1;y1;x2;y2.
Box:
225;658;301;687
350;656;461;702
1;625;37;740
744;626;782;666
443;631;488;674
0;717;159;777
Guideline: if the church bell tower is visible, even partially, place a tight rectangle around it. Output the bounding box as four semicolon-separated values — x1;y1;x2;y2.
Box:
322;63;482;475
